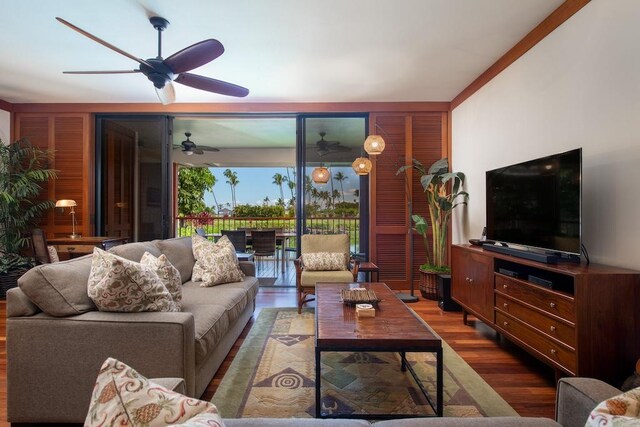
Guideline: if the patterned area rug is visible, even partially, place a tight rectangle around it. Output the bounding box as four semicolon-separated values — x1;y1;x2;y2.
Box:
213;308;518;419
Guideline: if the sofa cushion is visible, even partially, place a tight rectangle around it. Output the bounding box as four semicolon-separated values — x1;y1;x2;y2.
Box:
141;252;183;310
17;254;96;317
85;358;224;427
87;248;179;313
224;419;371;427
182;279;257;325
300;270;354;287
155;237;195;283
191;235;244;287
108;241;162;262
302;252;347;271
183;303;230;365
374;418;559;426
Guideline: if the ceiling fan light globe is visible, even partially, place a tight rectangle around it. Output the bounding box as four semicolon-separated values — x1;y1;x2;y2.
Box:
364;135;385;155
184;150;194;156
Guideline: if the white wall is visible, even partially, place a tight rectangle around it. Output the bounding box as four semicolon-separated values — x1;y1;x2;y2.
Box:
452;0;640;269
0;109;10;142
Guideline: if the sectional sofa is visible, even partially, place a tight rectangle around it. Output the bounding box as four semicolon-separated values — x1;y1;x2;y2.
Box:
6;237;259;424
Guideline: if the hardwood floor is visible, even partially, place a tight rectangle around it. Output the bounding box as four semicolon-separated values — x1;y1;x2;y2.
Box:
0;285;558;425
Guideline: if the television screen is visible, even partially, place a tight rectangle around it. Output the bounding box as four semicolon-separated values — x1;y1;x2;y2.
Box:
486;148;581;255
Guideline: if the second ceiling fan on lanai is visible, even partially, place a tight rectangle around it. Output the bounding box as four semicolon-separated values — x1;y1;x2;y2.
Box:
174;132;220;156
56;15;249;104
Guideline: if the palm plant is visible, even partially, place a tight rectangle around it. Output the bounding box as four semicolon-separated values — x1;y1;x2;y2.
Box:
0;138;57;274
333;171;347;202
398;158;468;271
223;169;239;210
272;172;285;201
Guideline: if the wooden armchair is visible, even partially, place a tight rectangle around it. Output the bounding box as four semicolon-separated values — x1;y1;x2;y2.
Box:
294;234;359;313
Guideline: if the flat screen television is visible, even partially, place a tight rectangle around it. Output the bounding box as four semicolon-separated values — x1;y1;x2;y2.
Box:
486;148;582;256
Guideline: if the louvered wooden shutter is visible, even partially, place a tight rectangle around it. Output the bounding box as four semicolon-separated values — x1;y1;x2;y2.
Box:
16;113;92;238
369;112;447;290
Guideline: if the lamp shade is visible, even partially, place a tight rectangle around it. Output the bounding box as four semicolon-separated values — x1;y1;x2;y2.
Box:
352;157;372;176
55;199;77;208
311;166;330;184
364;135;385;155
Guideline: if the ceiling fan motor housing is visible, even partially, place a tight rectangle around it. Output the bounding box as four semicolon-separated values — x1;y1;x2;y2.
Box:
140;59;175;88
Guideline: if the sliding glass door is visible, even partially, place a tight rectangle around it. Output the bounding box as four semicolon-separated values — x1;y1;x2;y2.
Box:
298;115;368;258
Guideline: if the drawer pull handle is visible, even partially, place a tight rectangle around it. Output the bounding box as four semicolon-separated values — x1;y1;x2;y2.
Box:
469;278;473;284
503;284;508;289
68;247;76;251
503;303;509;308
550;349;557;355
503;321;509;327
550;302;557;309
465;277;470;282
550;326;556;332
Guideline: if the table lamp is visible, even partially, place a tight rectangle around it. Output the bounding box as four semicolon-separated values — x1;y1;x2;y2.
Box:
55;199;80;238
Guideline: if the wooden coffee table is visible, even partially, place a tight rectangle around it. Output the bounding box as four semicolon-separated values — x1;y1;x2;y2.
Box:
315;282;443;419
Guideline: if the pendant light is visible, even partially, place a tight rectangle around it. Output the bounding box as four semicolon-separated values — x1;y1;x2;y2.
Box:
364;134;385;155
311;165;330;184
352;156;372;176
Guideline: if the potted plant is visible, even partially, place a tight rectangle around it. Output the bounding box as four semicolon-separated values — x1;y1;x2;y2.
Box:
0;138;57;298
398;158;468;299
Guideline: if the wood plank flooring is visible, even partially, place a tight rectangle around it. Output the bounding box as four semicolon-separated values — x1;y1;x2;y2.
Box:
0;286;558;425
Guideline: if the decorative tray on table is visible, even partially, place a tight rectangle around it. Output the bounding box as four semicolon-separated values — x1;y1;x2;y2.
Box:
340;288;379;306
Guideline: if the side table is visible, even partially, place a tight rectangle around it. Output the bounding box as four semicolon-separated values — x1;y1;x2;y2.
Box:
358;261;380;282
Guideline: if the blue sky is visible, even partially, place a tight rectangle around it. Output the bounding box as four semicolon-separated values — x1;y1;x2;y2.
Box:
204;167;359;209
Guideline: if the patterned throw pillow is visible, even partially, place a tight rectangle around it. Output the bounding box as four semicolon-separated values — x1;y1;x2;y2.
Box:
586;386;640;426
88;248;179;312
47;246;60;263
140;252;183;310
191;235;244;287
85;358;225;427
301;252;347;271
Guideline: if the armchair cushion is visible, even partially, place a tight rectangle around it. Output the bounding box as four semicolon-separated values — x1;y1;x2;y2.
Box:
85;358;224;427
300;270;355;287
301;252;347;271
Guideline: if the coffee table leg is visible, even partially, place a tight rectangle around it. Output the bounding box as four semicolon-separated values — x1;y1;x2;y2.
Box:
315;347;321;417
437;347;443;416
400;351;407;371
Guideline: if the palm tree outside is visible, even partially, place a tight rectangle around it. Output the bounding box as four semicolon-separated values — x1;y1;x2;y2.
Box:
223;169;240;210
333;171;348;202
272;172;285;202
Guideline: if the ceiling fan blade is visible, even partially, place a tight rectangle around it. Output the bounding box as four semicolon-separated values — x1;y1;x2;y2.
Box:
56;17;152;68
175;73;249;97
155;81;176;105
199;146;220;152
164;39;225;74
194;149;205;155
63;70;141;74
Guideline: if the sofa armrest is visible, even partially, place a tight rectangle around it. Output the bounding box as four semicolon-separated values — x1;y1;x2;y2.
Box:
556;377;622;427
7;311;196;423
239;260;256;277
151;377;187;395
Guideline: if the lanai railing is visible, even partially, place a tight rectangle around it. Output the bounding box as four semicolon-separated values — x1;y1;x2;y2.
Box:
175;215;361;252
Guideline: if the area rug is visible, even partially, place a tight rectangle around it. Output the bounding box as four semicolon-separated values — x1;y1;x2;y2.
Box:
213;308;518;418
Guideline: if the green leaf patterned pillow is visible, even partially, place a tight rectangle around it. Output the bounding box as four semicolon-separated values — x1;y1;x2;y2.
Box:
191;234;245;287
87;248;179;312
302;252;347;271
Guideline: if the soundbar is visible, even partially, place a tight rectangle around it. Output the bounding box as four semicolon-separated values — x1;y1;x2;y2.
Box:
483;244;559;264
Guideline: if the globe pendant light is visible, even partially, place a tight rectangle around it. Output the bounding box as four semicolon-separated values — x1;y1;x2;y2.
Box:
311;166;330;184
364;135;385;155
352;157;372;176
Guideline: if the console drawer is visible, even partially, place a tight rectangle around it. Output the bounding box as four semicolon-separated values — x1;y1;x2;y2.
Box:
495;294;576;349
495;275;575;322
496;311;576;374
54;244;96;254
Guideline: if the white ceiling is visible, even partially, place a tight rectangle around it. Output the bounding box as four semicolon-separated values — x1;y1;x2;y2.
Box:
0;0;563;104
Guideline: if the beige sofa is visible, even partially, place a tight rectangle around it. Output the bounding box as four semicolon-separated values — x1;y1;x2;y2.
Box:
6;237;259;424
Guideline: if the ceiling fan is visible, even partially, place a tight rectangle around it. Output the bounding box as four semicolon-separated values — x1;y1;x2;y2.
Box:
173;132;220;156
315;132;351;156
56;16;249;104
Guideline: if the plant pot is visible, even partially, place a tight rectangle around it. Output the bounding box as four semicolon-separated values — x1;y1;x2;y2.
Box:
0;268;27;299
418;268;440;300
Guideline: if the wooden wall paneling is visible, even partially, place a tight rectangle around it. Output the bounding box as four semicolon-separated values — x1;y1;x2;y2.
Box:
15;113;92;238
370;112;446;290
